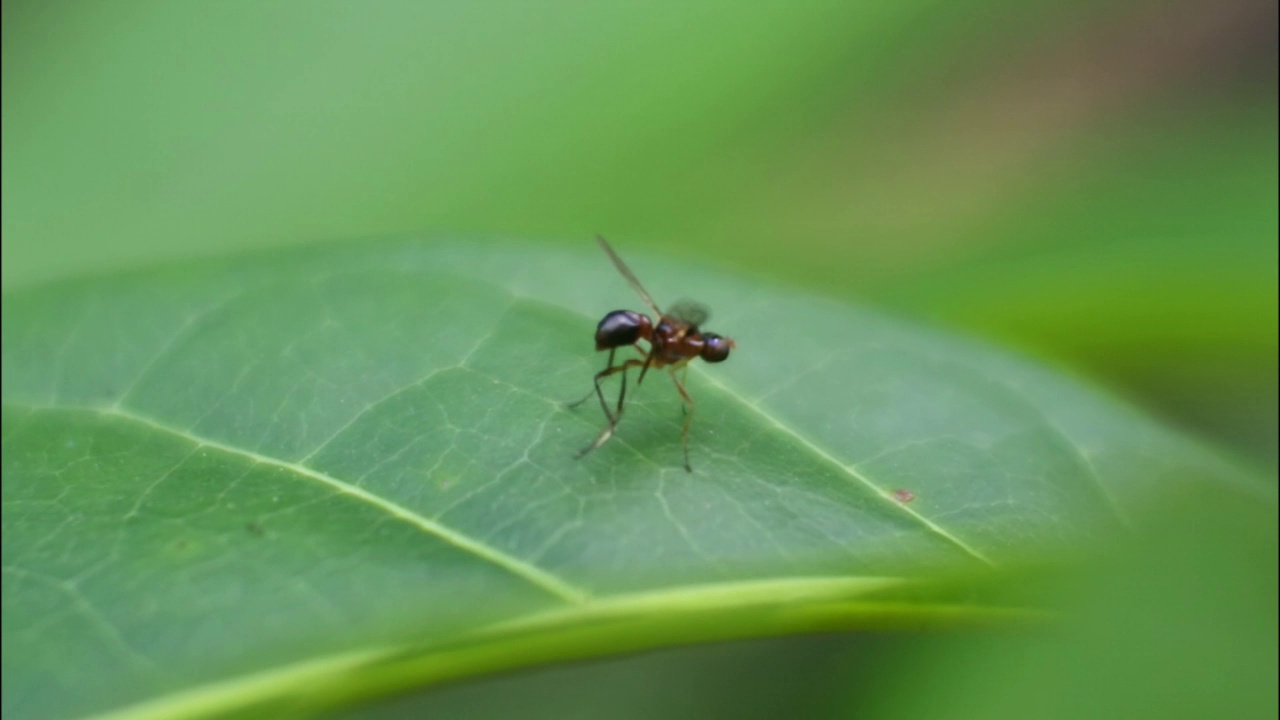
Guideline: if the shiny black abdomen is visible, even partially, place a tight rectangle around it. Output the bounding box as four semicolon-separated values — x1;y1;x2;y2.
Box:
595;310;647;350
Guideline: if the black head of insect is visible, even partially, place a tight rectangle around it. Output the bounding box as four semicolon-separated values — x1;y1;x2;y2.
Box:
700;333;735;363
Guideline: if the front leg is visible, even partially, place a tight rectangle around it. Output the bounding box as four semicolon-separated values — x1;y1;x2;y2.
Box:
568;343;650;416
575;357;649;460
567;348;616;422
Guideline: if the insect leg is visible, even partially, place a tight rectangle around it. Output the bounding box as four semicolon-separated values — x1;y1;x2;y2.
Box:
615;345;658;416
567;348;615;417
679;366;689;417
669;367;696;472
636;345;657;387
576;358;648;460
610;342;655;416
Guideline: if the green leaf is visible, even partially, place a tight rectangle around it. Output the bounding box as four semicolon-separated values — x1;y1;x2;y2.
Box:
1;239;1258;720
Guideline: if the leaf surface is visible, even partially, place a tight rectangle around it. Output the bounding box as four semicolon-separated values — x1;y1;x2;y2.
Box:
0;239;1249;720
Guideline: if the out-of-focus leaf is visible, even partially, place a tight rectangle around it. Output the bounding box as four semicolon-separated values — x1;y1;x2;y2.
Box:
847;479;1278;720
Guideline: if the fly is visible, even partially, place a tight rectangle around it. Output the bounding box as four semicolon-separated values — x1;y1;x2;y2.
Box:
569;236;736;471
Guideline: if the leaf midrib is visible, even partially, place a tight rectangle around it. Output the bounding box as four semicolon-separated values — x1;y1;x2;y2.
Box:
2;402;589;604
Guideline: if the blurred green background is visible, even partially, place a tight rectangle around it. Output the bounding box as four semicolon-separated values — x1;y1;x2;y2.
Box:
4;0;1276;466
3;1;1275;718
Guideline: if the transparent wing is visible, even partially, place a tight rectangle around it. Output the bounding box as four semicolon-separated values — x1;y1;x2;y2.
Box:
665;298;710;328
596;236;662;317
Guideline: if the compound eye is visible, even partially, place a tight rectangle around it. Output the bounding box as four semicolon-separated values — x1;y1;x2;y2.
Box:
595;310;643;349
701;333;732;363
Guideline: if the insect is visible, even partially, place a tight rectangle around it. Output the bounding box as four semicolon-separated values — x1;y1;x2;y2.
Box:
570;236;736;471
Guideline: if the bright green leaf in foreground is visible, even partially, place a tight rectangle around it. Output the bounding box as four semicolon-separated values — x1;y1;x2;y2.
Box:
0;240;1255;720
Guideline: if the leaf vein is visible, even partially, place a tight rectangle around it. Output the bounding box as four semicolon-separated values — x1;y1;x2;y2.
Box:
3;402;590;605
691;371;997;566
